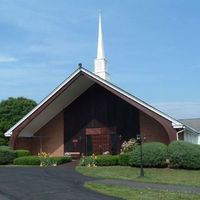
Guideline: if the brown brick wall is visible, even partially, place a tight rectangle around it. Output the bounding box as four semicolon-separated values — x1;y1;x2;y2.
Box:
15;112;64;156
37;112;64;156
15;137;40;155
139;111;170;144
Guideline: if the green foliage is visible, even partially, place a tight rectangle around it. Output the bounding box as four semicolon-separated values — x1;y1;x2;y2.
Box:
80;155;119;166
38;152;55;166
51;156;72;165
0;133;8;146
0;145;11;151
168;141;200;169
0;97;37;145
0;148;16;164
13;156;40;165
79;154;97;167
95;155;119;166
119;153;131;166
129;142;168;168
15;150;30;158
13;155;72;166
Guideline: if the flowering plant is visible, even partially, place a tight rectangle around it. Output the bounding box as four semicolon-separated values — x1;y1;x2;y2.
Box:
38;152;56;167
103;151;110;155
121;138;137;153
80;153;97;167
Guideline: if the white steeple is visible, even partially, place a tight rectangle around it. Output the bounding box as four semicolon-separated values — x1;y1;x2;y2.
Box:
94;13;109;80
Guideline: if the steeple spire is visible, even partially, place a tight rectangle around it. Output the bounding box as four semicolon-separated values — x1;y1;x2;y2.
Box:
94;12;109;81
97;13;105;59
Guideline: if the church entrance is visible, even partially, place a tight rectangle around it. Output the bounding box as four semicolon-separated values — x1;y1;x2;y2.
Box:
85;127;119;155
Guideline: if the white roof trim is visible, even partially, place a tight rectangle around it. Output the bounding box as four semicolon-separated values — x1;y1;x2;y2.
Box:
5;67;184;137
4;68;82;137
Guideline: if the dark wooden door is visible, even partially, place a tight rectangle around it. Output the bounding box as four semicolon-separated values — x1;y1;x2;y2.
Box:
91;134;110;155
85;127;117;155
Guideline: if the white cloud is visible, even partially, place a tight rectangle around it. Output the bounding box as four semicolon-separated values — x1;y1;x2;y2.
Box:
0;56;17;63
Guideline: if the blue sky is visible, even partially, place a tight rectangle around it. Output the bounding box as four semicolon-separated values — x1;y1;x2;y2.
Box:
0;0;200;119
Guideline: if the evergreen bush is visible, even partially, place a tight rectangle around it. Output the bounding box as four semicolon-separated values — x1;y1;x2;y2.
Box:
13;156;40;165
14;155;72;166
0;146;16;164
119;153;131;166
95;155;119;166
129;142;168;168
168;141;200;169
0;145;11;151
15;150;30;158
51;156;72;165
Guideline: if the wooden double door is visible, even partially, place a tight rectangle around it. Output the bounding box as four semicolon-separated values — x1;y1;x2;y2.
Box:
85;127;118;155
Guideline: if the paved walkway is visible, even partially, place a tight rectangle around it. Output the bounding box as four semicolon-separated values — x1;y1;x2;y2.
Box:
0;165;119;200
1;161;200;200
91;179;200;194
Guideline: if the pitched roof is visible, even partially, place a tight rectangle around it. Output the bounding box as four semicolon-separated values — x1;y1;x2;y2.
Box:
4;67;185;137
179;118;200;133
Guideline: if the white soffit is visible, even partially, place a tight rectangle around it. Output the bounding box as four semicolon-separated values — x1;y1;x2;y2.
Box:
5;70;94;137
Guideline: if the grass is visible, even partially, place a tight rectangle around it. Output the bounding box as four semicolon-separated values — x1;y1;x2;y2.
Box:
77;166;200;187
85;183;200;200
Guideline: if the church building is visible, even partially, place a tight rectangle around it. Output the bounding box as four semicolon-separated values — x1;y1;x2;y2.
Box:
4;14;200;156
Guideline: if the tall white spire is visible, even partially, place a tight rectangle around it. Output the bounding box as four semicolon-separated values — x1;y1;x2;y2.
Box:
94;13;109;81
97;13;105;59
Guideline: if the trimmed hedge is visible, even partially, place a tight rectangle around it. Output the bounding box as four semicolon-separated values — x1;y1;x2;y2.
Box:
80;155;119;166
51;156;72;165
13;156;72;166
0;145;11;151
15;150;30;158
0;147;16;165
168;141;200;169
96;155;119;166
119;153;131;166
14;156;40;165
129;142;168;168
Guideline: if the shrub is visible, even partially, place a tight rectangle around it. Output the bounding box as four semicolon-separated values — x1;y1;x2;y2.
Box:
119;153;131;166
79;154;97;167
15;150;30;158
129;142;168;168
80;155;119;166
38;152;55;166
0;147;16;164
14;155;72;166
51;156;72;165
121;138;137;153
168;141;200;169
13;156;40;165
95;155;119;166
0;145;11;151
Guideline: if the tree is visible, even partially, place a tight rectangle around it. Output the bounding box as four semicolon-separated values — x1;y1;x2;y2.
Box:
0;97;37;145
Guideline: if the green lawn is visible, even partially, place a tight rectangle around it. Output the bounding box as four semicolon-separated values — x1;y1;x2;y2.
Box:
77;166;200;187
85;183;200;200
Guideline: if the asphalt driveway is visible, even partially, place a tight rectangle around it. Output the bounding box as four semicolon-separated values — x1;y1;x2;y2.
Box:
0;165;119;200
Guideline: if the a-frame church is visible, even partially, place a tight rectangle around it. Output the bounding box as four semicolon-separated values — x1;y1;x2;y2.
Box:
4;14;199;156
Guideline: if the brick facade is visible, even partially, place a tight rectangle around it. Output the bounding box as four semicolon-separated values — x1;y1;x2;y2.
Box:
139;111;170;144
15;112;64;156
15;137;39;155
37;112;64;156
